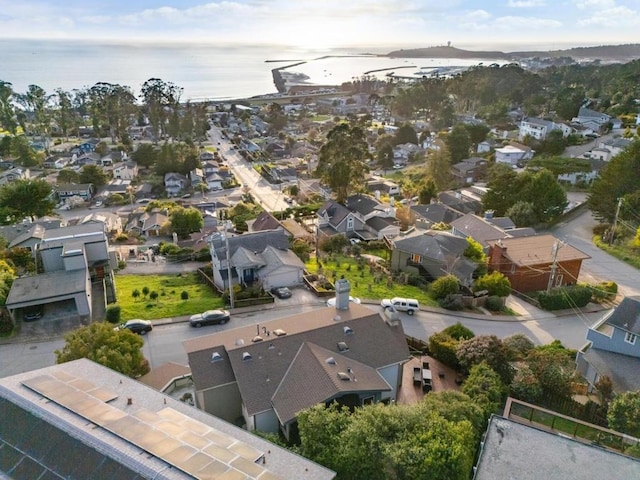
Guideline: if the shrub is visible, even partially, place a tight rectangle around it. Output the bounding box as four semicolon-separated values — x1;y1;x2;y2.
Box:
538;285;592;310
443;322;475;341
105;305;121;324
439;294;463;310
430;274;460;299
456;335;512;384
473;271;511;297
181;291;189;300
485;295;504;312
586;281;618;301
429;332;461;370
592;223;611;236
319;235;349;254
503;333;535;361
114;233;129;243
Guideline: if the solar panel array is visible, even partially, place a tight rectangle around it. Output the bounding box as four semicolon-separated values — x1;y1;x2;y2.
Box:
21;373;281;480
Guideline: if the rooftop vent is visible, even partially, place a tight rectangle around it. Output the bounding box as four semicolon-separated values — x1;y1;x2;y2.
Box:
343;326;353;335
268;342;275;350
252;335;264;343
337;341;349;352
273;329;287;337
242;352;252;361
210;352;223;362
326;357;336;365
235;339;245;346
337;372;351;381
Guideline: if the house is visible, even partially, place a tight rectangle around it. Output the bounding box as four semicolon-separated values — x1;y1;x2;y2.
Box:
184;288;410;440
451;157;487;185
0;220;62;250
437;189;483;216
411;203;462;229
486;234;590;293
598;137;632;159
450;213;510;248
189;168;205;187
576;296;640;393
76;138;100;153
393;142;420;162
317;194;399;242
477;138;498;153
206;172;224;191
390;230;476;285
202;160;219;175
557;157;605;185
247;211;283;233
495;143;534;166
208;229;303;290
43;153;74;169
112;160;138;180
55;183;95;202
0;359;335;480
80;212;123;235
104;178;131;197
474;415;640;480
5;223;118;321
0;167;29;186
164;172;187;197
126;210;169;237
73;152;101;167
518;117;572;141
572;107;612;130
366;178;401;197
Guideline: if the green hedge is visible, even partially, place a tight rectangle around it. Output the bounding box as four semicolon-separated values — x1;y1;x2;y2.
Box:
429;332;461;370
537;285;592;310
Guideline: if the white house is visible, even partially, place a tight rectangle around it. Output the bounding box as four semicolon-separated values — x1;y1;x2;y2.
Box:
495;143;534;166
519;117;572;141
572;107;611;130
164;172;187;197
112;160;138;180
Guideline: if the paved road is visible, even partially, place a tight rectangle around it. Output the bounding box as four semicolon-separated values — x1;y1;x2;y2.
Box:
549;207;640;298
207;125;289;212
562;130;620;158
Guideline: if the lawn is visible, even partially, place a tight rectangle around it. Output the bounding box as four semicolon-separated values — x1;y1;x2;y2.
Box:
114;273;223;321
305;255;439;307
593;235;640;270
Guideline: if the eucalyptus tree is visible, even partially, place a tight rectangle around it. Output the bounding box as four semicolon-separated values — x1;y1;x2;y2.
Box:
17;84;52;137
0;81;18;134
53;88;75;140
140;78;183;143
87;82;137;142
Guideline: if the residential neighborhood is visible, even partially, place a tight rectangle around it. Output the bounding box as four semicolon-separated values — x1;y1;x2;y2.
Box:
1;46;640;480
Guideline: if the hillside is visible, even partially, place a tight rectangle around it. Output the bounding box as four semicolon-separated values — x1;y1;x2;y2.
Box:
386;44;640;62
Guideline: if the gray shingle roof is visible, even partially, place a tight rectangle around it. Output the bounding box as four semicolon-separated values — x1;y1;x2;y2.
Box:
185;304;409;418
6;269;87;306
365;216;397;231
451;213;508;245
211;230;290;261
272;343;391;425
411;204;461;224
251;211;281;232
580;346;640;392
474;415;640;480
344;194;380;216
318;200;351;228
605;296;640;335
393;230;469;261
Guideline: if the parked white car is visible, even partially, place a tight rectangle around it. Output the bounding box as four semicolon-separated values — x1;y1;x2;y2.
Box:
381;297;420;316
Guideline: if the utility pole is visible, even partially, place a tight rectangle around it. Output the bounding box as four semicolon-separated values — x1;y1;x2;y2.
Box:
609;197;623;246
225;232;234;309
547;240;563;293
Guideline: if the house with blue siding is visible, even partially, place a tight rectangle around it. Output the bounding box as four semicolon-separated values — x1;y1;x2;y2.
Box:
576;296;640;393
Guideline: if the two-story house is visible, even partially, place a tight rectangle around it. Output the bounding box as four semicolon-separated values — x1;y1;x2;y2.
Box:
317;194;399;242
5;223;118;322
0;167;30;186
55;183;95;202
112;160;138;180
572;107;612;131
451;157;488;185
208;229;304;290
390;229;477;285
164;172;187;197
576;296;640;394
518;117;572;141
486;234;590;293
184;283;409;440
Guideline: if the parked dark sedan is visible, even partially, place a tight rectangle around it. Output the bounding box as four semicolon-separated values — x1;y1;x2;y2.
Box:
116;319;153;334
23;306;44;322
271;287;292;299
189;309;230;328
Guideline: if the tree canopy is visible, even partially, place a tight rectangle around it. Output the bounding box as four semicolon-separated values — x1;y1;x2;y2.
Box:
315;123;370;203
0;179;55;224
607;391;640;437
55;322;150;378
170;207;204;239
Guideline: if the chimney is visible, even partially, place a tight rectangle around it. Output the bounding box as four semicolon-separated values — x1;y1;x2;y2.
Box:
484;210;494;220
334;279;351;310
374;190;380;201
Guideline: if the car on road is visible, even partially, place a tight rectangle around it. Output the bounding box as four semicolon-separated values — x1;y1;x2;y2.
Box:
326;296;361;307
181;193;192;199
115;319;153;334
381;297;420;315
189;309;230;328
23;306;44;322
271;287;292;299
95;200;103;207
349;238;361;245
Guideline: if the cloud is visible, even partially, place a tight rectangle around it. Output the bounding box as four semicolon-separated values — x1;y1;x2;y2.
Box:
507;0;547;7
574;0;616;9
578;5;640;26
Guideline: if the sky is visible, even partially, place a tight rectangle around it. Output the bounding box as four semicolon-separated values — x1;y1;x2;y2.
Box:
0;0;639;51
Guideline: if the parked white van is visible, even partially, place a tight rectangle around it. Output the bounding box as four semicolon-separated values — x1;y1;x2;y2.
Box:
380;297;420;316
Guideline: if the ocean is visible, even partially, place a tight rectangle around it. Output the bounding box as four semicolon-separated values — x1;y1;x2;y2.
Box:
0;39;504;101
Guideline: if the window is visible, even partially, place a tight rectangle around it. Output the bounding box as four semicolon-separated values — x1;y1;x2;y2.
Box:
346;217;354;231
410;253;422;263
363;396;375;406
625;332;637;345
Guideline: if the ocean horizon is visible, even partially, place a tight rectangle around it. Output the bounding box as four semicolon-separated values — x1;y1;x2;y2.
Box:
0;39;505;101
